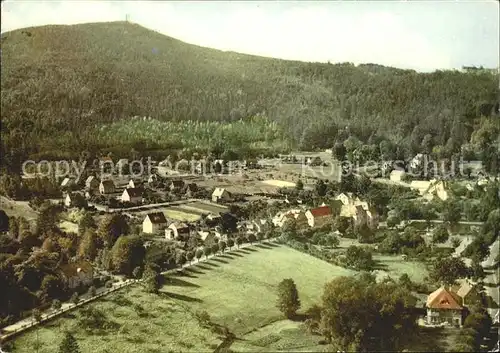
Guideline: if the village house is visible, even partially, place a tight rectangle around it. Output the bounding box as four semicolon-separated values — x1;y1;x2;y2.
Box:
212;188;232;203
165;222;190;240
121;187;143;204
204;213;222;227
198;230;222;244
148;174;158;184
58;261;94;289
60;177;76;189
127;179;143;189
85;176;100;191
142;212;168;234
305;206;333;228
426;286;464;327
272;209;308;228
335;193;378;228
99;180;116;194
185;183;198;198
451;279;481;308
169;180;185;192
64;192;87;208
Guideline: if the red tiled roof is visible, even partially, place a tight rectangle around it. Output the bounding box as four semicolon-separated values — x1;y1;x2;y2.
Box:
427;287;463;310
309;206;332;218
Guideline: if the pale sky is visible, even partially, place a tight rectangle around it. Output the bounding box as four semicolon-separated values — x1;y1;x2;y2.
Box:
1;0;499;72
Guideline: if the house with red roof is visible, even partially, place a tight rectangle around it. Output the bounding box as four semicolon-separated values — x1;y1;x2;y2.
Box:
426;286;464;327
305;206;333;228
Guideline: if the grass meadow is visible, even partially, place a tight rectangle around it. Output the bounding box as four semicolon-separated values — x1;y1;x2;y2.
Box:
10;244;356;353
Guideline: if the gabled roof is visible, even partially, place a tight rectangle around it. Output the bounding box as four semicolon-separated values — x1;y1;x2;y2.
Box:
309;206;332;218
170;180;184;187
100;180;115;188
426;287;463;310
145;212;167;224
170;222;189;229
451;280;475;298
213;187;229;197
124;187;143;198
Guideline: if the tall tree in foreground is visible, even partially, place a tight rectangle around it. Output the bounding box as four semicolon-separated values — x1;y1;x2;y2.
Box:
276;278;301;319
320;276;417;352
58;331;81;353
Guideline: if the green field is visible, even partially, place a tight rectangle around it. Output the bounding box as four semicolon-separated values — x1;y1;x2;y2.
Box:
373;254;429;283
10;244;356;353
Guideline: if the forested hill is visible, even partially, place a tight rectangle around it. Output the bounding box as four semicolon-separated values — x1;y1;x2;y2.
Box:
1;21;499;160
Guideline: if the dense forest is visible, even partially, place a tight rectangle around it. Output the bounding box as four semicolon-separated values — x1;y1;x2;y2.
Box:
1;21;499;171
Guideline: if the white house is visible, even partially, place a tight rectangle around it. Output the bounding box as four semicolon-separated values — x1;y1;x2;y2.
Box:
305;206;333;228
99;180;116;194
85;176;100;191
142;212;168;234
212;188;231;203
64;193;86;208
121;187;142;204
58;261;93;289
165;222;190;240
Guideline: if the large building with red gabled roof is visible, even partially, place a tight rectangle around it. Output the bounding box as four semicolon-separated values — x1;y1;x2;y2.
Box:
305;205;334;228
426;286;464;327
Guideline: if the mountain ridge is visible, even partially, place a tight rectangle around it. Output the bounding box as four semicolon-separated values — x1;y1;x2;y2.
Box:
1;21;499;163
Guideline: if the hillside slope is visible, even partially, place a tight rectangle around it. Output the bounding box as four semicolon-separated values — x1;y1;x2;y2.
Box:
1;21;499;158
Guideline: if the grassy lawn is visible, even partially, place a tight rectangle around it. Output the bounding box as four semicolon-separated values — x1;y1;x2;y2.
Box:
373;254;429;283
11;244;355;352
185;201;229;214
167;244;356;336
10;288;220;353
163;208;202;222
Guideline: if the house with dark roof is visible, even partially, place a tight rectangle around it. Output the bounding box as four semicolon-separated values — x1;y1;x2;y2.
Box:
85;176;100;191
305;206;333;228
426;286;464;327
142;212;168;234
169;180;185;192
99;180;116;194
58;261;93;289
64;192;87;209
121;187;143;204
212;188;231;203
165;222;190;240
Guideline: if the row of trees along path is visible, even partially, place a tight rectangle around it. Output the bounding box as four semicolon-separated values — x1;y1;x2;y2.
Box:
0;236;278;342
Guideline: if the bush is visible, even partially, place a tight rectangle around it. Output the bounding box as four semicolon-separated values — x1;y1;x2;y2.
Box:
432;225;449;244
